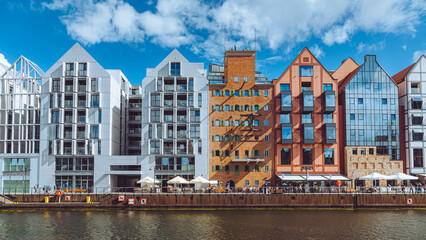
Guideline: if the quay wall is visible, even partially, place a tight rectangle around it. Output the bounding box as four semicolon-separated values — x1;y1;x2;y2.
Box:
1;194;426;209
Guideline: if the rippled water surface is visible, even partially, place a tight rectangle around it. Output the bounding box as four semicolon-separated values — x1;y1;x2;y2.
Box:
1;210;425;239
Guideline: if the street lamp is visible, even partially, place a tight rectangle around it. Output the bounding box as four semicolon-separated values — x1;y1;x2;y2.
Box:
301;166;313;193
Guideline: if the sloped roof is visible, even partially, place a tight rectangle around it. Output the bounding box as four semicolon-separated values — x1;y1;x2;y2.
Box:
338;66;360;92
392;63;415;84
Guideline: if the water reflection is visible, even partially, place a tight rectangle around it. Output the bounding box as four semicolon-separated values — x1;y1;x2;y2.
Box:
0;210;425;239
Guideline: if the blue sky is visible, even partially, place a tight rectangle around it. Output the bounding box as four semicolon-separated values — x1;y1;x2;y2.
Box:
0;0;425;85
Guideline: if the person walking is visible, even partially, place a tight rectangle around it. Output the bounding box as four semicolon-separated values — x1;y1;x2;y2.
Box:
402;184;406;194
410;184;414;194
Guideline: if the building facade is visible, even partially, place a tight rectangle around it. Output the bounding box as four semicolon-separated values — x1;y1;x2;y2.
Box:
0;56;42;192
208;50;274;189
273;48;340;181
393;55;426;177
339;55;401;181
140;49;209;190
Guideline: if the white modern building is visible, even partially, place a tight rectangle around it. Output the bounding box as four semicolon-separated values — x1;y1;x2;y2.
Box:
0;56;42;193
140;49;209;190
394;55;426;177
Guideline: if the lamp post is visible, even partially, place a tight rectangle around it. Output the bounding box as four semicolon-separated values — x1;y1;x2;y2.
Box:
301;166;313;193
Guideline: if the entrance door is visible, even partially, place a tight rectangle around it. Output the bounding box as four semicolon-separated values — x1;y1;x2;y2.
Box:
225;180;235;190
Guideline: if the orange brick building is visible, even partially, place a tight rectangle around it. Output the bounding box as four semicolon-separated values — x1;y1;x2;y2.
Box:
272;48;341;180
208;50;274;189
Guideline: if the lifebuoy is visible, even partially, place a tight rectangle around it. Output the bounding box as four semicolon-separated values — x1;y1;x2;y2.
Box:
57;190;63;197
336;180;342;187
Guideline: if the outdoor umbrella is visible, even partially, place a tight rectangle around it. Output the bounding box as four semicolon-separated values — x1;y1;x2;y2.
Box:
167;176;189;184
189;176;210;184
359;172;391;180
137;176;160;185
388;173;418;180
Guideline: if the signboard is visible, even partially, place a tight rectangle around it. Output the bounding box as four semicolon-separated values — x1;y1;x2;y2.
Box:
140;198;147;205
407;198;413;205
118;195;125;202
128;198;135;205
64;196;71;201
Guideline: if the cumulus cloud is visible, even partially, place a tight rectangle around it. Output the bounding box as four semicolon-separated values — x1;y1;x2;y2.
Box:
356;40;386;53
413;50;426;62
402;45;407;51
0;53;11;76
42;0;426;59
310;44;324;58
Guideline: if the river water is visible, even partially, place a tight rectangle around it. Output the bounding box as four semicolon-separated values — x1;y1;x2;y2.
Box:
0;210;425;239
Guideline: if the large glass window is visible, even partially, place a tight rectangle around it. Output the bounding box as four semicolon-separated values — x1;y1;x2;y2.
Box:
65;63;74;76
323;84;333;92
303;93;313;107
281;93;291;110
304;126;314;141
412;98;422;109
90;125;99;138
413;149;423;168
280;114;290;124
91;95;99;107
280;148;291;165
78;63;87;76
151;94;160;107
326;125;336;142
324;148;334;165
325;94;335;108
300;66;313;77
150;140;160;154
151;110;160;122
302;113;312;123
413;130;424;141
280;84;290;91
282;127;292;142
324;113;333;123
4;158;30;171
303;148;313;165
170;62;180;75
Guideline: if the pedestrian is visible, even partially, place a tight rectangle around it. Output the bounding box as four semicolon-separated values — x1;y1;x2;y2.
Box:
410;184;414;194
402;185;406;194
33;185;37;193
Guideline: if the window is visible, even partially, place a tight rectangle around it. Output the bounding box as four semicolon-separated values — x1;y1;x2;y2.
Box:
52;111;60;123
156;78;162;91
215;135;220;141
224;120;230;126
325;125;336;142
302;113;312;123
234;91;239;96
324;148;334;165
264;120;269;126
215;120;220;126
150;141;160;154
264;105;269;111
188;95;194;106
235;150;239;159
254;180;260;186
360;148;366;155
190;125;200;138
91;95;99;107
413;130;424;141
198;93;202;107
280;84;290;91
350;114;355;120
352;148;357;155
4;158;30;172
281;93;292;110
412;98;422;109
65;63;74;76
254;90;259;96
254;136;259;141
170;62;180;75
382;98;387;104
413;149;423;168
281;148;291;165
78;63;87;76
303;148;312;165
264;90;268;96
304;125;314;141
376;146;388;155
254;105;259;111
90;126;99;138
151;94;160;107
264;135;269;142
282;126;292;142
244;180;250;186
234;76;239;82
225;90;230;96
299;66;313;77
98;110;102;123
324;113;333;123
52;79;60;92
244;76;248;82
264;150;269;157
244;90;249;96
245;150;249;157
358;98;363;104
302;82;312;92
391;114;396;121
323;84;333;92
359;114;364;120
369;148;374;155
151;110;160;122
215;105;220;111
225;105;230;111
234;120;240;126
264;165;269;172
280;114;290;124
412;114;423;125
254;120;259;126
244;120;249;126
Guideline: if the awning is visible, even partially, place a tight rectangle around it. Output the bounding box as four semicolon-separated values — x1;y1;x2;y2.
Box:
412;114;423;117
325;175;351;181
412;129;424;133
412;98;423;101
305;175;328;181
278;175;305;181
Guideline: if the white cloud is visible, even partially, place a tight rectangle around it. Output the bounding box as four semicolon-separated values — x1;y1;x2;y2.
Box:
310;44;324;58
402;45;407;50
42;0;426;59
356;40;386;53
0;53;11;76
413;50;426;62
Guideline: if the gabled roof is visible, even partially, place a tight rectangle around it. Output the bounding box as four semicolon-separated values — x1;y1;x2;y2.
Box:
392;63;415;84
273;47;335;85
332;57;359;83
338;66;360;92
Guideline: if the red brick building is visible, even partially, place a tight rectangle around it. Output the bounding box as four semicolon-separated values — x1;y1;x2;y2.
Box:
208;50;274;189
272;48;342;181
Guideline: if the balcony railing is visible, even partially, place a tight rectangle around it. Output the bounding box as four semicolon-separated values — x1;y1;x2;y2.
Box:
164;147;173;154
77;148;85;155
77;133;85;139
64;133;73;139
177;148;186;154
164;116;173;122
177;100;187;107
65;116;73;123
164;100;173;107
78;85;86;92
65;71;74;77
78;101;86;107
65;85;73;92
64;101;73;108
177;85;187;91
63;147;72;155
412;88;420;94
78;116;86;123
164;85;174;91
177;116;187;122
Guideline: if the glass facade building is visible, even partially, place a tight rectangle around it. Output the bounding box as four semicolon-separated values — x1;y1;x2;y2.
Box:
343;55;400;160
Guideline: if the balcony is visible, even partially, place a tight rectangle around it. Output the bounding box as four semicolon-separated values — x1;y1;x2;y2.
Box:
412;98;423;109
412;114;423;125
302;91;314;112
303;123;315;144
78;70;87;77
324;91;336;112
324;123;336;144
281;123;293;144
281;91;292;112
